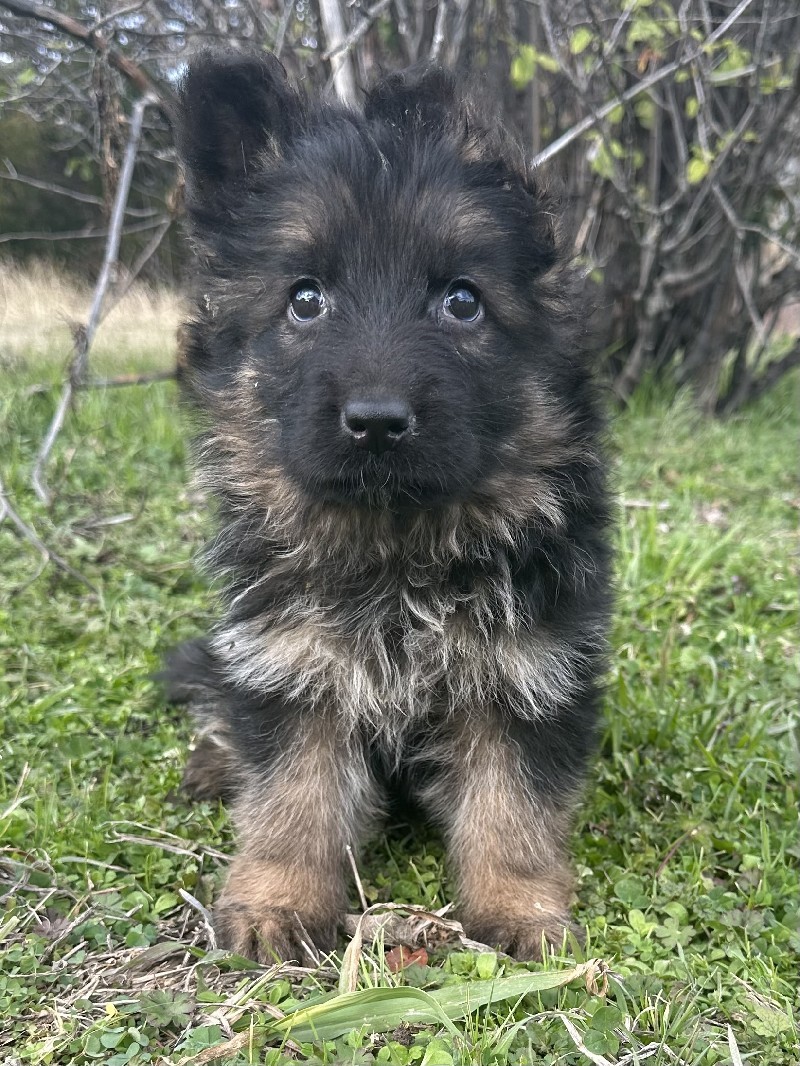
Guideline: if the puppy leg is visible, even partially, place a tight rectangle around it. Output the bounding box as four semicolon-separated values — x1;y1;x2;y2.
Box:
215;715;380;963
422;712;590;960
182;731;238;802
161;637;239;800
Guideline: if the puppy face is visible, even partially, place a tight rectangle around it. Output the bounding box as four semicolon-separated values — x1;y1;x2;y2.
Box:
177;54;587;517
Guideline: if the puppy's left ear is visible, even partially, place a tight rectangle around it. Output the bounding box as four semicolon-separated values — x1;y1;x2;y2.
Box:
175;49;303;204
364;65;458;130
517;167;561;275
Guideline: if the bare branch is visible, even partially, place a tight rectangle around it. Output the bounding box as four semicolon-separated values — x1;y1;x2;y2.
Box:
77;370;177;389
713;183;800;267
0;0;795;418
323;0;393;62
31;94;156;507
0;217;170;244
0;476;96;591
273;0;296;58
102;215;175;313
0;166;160;217
722;340;800;413
532;0;758;166
429;0;449;61
0;0;172;117
317;0;358;105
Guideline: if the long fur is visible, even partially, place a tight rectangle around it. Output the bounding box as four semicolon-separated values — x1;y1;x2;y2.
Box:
165;51;613;962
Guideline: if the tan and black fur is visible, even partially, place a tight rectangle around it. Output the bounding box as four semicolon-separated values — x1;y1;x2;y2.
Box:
163;51;613;962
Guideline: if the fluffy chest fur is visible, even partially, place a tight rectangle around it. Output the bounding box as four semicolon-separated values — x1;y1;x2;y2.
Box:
210;504;596;741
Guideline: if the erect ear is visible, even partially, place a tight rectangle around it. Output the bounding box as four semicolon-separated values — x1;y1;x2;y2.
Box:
366;66;559;274
519;168;561;275
175;50;303;202
364;65;459;130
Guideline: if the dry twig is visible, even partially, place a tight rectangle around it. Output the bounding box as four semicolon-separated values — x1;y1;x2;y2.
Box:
0;475;96;591
532;0;758;167
0;0;170;115
31;93;155;506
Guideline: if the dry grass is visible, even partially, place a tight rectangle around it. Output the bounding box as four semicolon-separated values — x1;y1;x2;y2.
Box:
0;261;183;371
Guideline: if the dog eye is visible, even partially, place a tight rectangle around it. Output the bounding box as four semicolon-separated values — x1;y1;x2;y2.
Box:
289;280;326;322
442;281;482;323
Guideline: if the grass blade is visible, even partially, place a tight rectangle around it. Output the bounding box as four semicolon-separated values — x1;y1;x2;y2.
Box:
274;959;606;1042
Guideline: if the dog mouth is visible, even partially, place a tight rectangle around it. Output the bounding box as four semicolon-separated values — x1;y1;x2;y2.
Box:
309;469;453;509
282;425;482;510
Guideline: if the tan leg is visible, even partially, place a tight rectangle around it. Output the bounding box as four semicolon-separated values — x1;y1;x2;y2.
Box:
214;717;380;962
423;721;580;960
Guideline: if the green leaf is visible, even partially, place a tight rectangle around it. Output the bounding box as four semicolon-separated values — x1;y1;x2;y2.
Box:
510;45;559;89
613;876;648;906
137;989;194;1029
570;27;594;55
590;1004;623;1033
628;909;657;936
511;45;536;90
634;98;655;130
276;987;459;1043
663;901;689;922
273;961;601;1042
748;1001;793;1037
589;141;614;180
153;892;179;914
536;52;559;73
686;158;710;185
420;1038;453;1066
584;1027;620;1056
99;1028;126;1049
16;66;37;87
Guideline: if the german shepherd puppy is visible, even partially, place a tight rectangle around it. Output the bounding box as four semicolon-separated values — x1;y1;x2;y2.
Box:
165;50;612;962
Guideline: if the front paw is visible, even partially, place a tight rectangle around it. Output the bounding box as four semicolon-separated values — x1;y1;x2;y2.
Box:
214;897;338;963
213;858;341;964
463;907;580;961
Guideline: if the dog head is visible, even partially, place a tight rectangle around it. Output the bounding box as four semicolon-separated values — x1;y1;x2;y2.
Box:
176;52;595;526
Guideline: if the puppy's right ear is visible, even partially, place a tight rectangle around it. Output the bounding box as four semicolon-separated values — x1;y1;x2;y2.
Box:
175;50;303;203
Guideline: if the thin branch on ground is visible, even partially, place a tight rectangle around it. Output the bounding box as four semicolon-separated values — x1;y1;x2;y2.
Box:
0;476;96;591
76;370;177;390
345;844;369;912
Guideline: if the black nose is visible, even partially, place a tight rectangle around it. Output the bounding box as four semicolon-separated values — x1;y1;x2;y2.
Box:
342;399;413;454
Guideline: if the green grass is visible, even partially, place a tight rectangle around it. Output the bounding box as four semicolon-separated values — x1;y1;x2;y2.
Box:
1;352;798;1066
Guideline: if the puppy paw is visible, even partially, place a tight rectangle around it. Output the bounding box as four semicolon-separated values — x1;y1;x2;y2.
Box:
214;897;338;963
212;858;341;964
463;908;580;961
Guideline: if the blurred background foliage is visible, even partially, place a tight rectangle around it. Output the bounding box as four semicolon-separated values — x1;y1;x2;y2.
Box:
0;0;798;411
